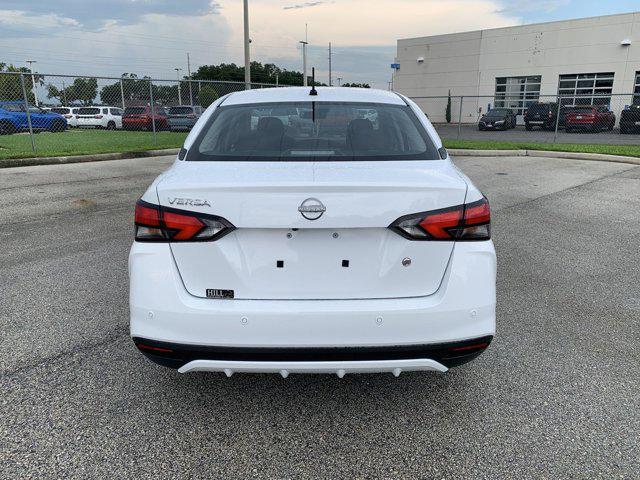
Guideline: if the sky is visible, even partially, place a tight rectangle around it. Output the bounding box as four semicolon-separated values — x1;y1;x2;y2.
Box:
0;0;638;89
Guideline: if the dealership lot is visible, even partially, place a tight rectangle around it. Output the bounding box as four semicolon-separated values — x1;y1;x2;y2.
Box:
435;123;640;145
1;155;639;478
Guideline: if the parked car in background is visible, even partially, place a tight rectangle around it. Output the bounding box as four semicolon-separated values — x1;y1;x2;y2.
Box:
50;106;79;128
524;102;567;130
76;106;123;130
122;106;168;131
167;105;203;131
565;106;615;133
0;101;66;134
478;108;516;130
619;104;640;134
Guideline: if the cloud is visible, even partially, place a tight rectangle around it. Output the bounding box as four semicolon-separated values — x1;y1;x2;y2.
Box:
495;0;570;14
283;2;327;10
0;0;219;29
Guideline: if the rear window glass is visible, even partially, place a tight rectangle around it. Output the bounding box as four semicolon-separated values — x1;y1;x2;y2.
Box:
78;108;100;115
571;107;594;112
528;104;552;113
168;106;194;114
51;108;70;114
187;102;439;162
124;107;146;114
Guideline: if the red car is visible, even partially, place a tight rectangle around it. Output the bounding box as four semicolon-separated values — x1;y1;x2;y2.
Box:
565;106;615;133
122;106;168;131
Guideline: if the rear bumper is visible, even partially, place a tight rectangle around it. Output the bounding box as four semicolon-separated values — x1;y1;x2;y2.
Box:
129;240;496;374
133;335;493;374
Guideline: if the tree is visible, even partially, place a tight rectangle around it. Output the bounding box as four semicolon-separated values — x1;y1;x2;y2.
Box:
198;85;219;108
192;62;305;86
47;77;98;105
446;90;452;123
0;63;43;104
341;83;370;88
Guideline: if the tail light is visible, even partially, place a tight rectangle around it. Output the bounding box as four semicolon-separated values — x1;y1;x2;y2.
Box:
94;115;103;119
134;199;234;242
389;197;490;241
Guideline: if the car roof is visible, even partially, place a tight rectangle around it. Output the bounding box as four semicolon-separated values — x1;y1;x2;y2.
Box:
222;87;406;106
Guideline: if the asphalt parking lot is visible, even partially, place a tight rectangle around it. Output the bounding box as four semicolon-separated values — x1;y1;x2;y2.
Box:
1;154;639;478
436;123;640;145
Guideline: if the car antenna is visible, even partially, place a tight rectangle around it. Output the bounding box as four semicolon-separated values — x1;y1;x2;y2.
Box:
309;67;318;96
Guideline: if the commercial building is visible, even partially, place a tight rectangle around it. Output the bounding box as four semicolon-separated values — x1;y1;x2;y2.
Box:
393;12;640;124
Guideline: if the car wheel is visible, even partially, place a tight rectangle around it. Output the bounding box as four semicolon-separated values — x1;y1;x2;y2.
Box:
50;120;66;132
106;121;116;130
0;120;16;135
478;125;485;131
620;126;628;134
525;123;532;131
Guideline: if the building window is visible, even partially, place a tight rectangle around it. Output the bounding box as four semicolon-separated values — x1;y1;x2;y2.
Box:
557;72;614;107
634;72;640;105
494;76;541;116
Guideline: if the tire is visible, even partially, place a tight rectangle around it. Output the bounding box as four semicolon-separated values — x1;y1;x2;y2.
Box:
620;125;628;134
106;121;116;130
566;127;573;133
50;120;66;132
478;125;485;131
525;123;532;131
0;120;16;135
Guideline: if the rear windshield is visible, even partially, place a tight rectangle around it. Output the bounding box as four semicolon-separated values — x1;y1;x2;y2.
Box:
186;102;439;162
78;108;100;115
571;106;595;112
124;107;146;114
528;104;552;113
169;106;194;115
51;108;70;114
487;109;510;117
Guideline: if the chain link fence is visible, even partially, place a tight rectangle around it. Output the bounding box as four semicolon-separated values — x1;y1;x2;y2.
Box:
411;93;640;146
0;71;279;158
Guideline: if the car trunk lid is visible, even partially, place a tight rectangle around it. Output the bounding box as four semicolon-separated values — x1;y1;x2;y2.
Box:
156;160;467;300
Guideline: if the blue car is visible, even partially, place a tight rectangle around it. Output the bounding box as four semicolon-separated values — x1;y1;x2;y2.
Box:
0;101;67;134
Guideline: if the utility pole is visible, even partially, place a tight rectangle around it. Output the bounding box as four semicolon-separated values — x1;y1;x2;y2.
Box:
328;42;332;86
243;0;251;90
175;68;182;105
25;60;38;106
299;41;308;86
300;23;308;87
187;53;194;105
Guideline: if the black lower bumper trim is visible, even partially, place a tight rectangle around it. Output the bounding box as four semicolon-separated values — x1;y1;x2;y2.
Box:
132;336;493;370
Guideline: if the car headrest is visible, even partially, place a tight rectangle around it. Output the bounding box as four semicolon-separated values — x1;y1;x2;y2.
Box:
347;118;374;137
257;116;284;135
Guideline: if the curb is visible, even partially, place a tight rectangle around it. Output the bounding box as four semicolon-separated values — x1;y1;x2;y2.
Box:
447;148;640;165
2;146;639;168
0;148;180;169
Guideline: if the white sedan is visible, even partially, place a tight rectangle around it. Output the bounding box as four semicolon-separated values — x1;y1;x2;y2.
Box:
129;87;496;377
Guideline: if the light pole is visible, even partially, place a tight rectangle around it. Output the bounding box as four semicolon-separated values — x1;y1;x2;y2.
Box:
299;41;308;86
187;53;193;105
243;0;251;90
25;60;38;106
175;68;182;105
337;77;342;86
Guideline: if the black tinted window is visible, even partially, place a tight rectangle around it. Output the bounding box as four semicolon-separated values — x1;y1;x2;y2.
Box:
187;102;439;162
124;107;146;114
78;108;100;115
168;106;195;114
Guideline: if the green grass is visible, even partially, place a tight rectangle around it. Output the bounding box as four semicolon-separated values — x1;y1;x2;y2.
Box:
2;128;639;160
443;139;640;158
0;129;188;160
